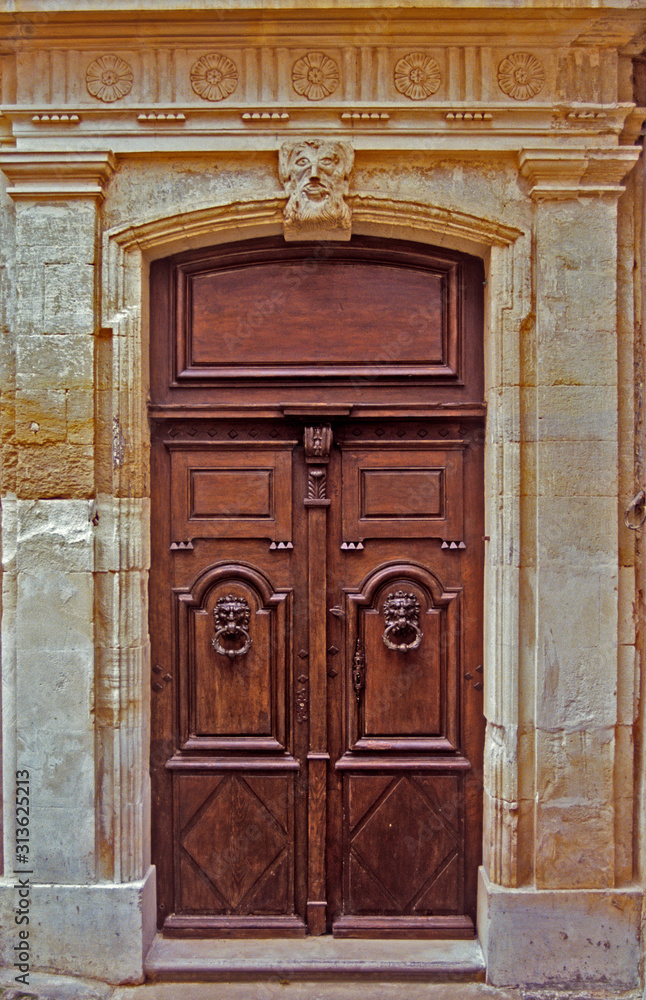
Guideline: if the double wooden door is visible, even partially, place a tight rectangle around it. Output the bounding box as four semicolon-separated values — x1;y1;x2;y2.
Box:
149;235;485;937
150;414;483;937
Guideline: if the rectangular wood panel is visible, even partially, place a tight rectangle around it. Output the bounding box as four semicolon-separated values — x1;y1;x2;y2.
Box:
361;469;444;519
190;468;273;519
170;445;294;541
174;772;296;917
188;262;446;368
341;443;464;541
175;570;291;753
363;608;442;737
342;773;463;918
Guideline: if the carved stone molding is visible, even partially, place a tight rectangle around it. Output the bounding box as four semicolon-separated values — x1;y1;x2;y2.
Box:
0;150;116;200
519;146;640;199
279;139;354;241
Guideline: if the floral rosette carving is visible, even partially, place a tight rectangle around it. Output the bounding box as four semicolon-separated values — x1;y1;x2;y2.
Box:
497;52;545;101
191;52;239;102
394;52;441;101
291;52;339;101
86;54;133;103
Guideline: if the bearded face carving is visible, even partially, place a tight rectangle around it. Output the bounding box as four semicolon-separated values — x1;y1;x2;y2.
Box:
279;139;354;241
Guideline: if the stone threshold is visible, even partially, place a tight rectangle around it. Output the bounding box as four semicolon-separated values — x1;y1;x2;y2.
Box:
144;934;486;982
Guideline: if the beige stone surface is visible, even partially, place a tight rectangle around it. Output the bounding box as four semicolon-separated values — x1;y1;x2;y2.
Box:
0;0;644;988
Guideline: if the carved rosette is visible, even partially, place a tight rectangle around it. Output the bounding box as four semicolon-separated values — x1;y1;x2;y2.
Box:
191;52;239;102
394;52;441;100
497;52;545;101
86;54;133;103
292;52;339;101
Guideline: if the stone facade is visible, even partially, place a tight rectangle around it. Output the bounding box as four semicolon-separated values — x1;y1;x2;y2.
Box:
0;0;645;990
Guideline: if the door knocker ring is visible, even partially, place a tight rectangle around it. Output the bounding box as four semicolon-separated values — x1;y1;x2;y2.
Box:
212;595;253;659
382;590;423;652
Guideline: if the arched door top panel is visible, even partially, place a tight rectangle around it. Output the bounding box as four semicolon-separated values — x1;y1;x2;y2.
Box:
149;235;484;410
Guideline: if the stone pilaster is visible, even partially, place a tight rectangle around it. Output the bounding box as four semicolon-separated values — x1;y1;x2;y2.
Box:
0;150;155;983
480;144;642;989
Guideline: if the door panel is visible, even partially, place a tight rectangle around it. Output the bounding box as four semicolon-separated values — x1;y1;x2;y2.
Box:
344;772;463;915
170;444;294;542
350;572;458;745
174;771;296;920
340;443;464;541
149;236;485;940
175;565;291;751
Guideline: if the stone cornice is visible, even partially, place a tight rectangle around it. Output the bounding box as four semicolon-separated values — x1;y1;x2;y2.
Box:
0;150;116;199
0;6;644;50
0;104;636;158
518;146;640;198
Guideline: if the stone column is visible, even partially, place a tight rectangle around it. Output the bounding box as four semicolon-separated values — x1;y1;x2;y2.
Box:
0;152;154;984
480;146;643;990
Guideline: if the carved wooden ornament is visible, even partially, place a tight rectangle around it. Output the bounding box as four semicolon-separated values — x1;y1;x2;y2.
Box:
279;139;354;242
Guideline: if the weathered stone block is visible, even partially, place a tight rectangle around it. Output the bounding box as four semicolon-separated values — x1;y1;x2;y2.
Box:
15;387;67;444
535;801;614;889
94;569;148;651
521;439;617;498
16;568;93;653
0;869;156;983
16;498;93;572
479;868;641;989
93;496;151;573
16;333;94;392
536;496;617;564
533;385;618;442
17;442;94;498
15;200;97;265
66;388;95;445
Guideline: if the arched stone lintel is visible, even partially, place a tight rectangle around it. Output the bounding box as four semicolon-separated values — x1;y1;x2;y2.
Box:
103;193;524;265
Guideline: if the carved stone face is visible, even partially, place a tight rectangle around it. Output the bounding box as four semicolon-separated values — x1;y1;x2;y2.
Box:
383;591;421;635
214;595;251;637
279;140;353;229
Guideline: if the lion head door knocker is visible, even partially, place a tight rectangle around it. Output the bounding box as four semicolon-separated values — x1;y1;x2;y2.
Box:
212;595;252;659
382;590;423;653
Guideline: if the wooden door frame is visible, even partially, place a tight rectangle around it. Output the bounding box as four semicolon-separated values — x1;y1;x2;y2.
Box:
100;198;526;949
147;229;488;935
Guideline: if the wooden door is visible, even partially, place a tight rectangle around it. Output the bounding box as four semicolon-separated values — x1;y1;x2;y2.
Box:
149;236;485;938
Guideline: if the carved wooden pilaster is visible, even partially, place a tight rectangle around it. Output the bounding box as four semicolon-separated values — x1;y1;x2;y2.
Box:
303;425;332;934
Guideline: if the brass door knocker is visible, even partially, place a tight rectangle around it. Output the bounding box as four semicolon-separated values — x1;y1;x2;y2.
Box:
212;595;252;658
382;590;423;652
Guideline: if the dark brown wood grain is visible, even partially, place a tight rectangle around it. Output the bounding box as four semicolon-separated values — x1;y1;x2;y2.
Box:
149;235;484;938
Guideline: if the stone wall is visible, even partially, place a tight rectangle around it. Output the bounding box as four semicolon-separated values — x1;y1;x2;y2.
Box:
0;1;645;989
